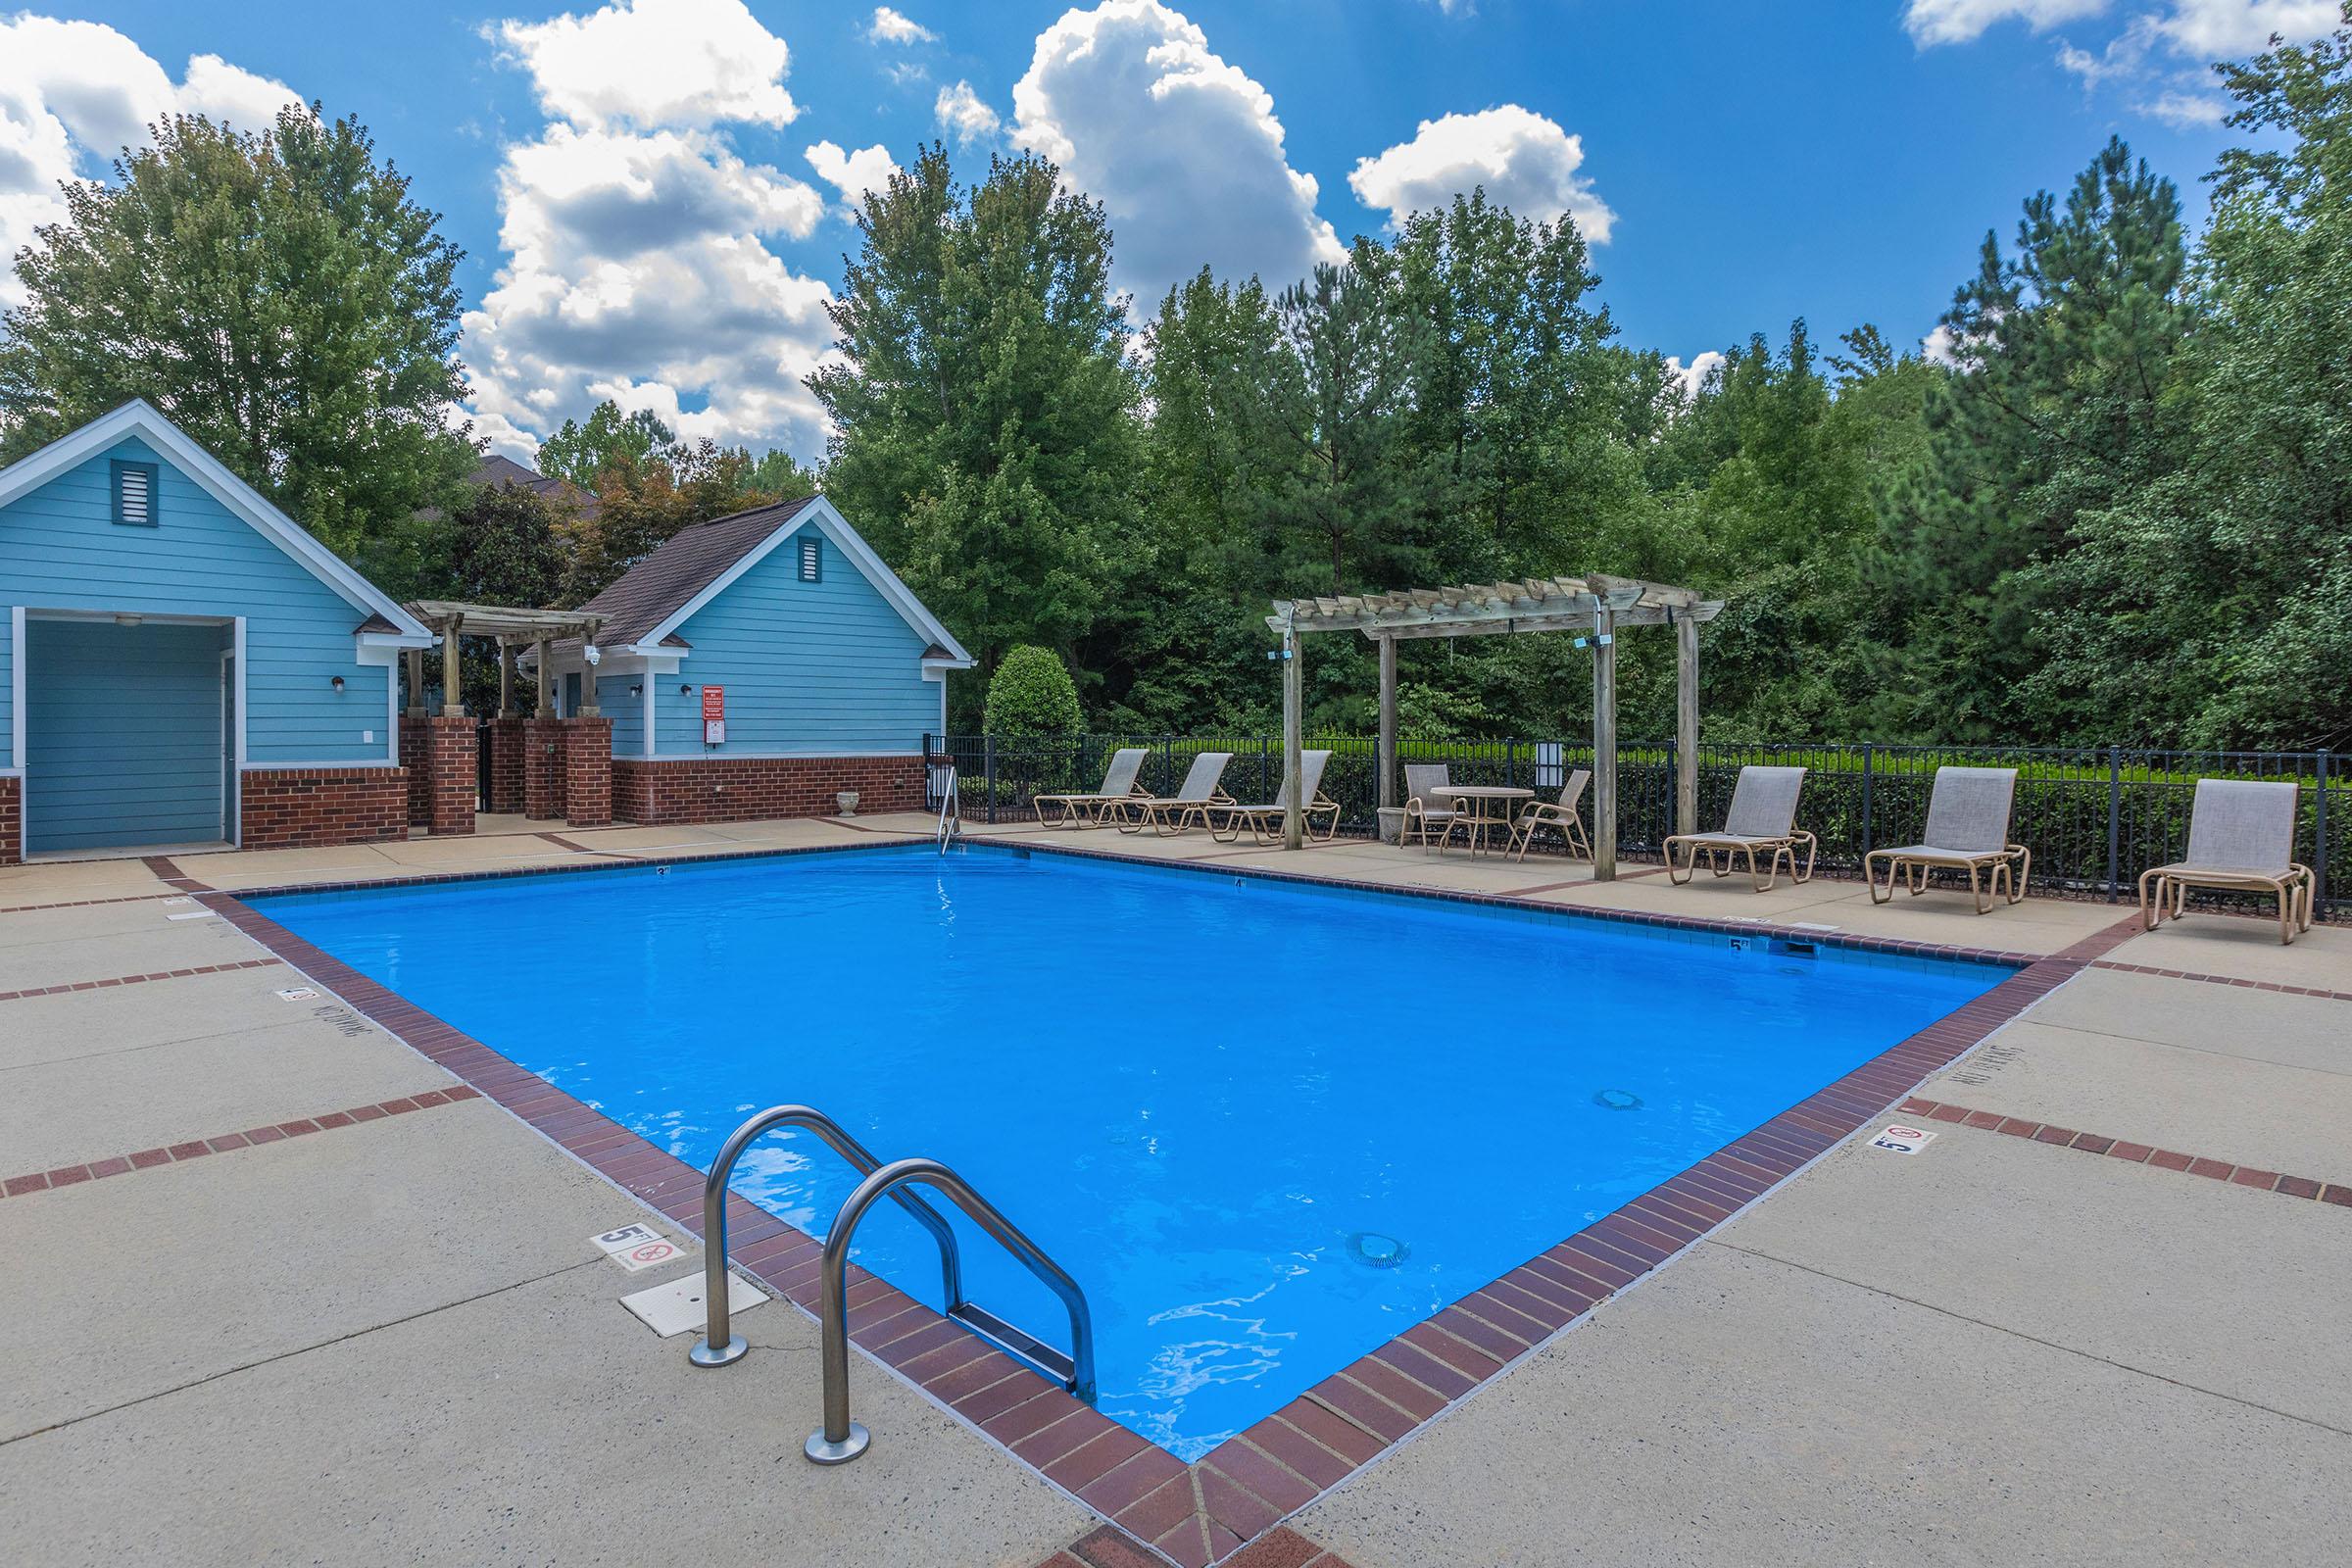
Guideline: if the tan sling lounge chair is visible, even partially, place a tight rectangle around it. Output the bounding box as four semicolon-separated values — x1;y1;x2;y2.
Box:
1115;751;1234;836
1506;768;1592;863
1034;747;1150;827
1402;763;1469;852
1663;765;1813;891
1864;766;2030;914
2137;778;2313;945
1212;750;1342;846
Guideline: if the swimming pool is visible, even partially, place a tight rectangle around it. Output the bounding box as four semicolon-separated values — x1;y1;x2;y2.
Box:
254;844;2006;1459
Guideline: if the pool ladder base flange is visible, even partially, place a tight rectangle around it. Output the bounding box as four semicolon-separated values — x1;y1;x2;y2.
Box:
689;1333;747;1368
805;1422;870;1466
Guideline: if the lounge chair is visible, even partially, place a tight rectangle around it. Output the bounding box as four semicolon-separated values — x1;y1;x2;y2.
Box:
2137;778;2313;945
1662;765;1813;891
1212;749;1342;846
1034;747;1150;827
1115;752;1235;836
1864;766;2029;914
1506;768;1593;863
1402;763;1469;852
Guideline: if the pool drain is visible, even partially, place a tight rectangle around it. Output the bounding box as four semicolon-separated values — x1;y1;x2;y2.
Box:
1592;1089;1642;1110
1347;1231;1410;1269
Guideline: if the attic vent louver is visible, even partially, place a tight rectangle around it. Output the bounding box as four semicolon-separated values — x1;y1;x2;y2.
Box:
799;533;821;582
112;461;158;527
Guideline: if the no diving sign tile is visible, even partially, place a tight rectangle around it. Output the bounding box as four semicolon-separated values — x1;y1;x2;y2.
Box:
592;1223;690;1273
1871;1124;1937;1155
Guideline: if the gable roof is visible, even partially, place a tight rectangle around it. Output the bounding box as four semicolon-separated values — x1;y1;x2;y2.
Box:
579;494;973;666
0;400;431;641
468;454;600;519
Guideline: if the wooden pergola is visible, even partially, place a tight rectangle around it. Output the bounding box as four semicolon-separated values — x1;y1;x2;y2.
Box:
404;601;606;719
1267;574;1723;874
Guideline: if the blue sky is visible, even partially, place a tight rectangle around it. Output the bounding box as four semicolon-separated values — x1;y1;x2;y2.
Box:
2;1;2332;460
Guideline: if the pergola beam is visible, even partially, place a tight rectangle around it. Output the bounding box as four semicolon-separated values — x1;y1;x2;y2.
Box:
1363;602;1722;641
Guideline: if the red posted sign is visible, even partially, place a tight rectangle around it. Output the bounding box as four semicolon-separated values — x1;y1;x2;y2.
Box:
702;685;725;745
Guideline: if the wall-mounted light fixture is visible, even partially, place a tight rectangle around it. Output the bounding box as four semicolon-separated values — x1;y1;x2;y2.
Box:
629;683;643;697
679;684;693;696
330;675;346;693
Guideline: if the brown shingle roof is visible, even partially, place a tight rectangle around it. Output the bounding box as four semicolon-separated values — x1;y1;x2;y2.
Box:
467;454;600;520
576;495;822;648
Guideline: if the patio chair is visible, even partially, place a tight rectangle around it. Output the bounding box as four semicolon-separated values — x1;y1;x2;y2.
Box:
1212;750;1343;846
1402;763;1469;853
1506;768;1592;863
1115;752;1235;836
1863;766;2030;914
1662;765;1814;891
1033;747;1150;827
2137;778;2313;946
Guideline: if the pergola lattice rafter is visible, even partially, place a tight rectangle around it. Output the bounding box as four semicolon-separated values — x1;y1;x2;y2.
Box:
1266;573;1724;873
402;600;608;720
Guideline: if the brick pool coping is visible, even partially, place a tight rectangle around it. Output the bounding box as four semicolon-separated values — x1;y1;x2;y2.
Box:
171;836;2130;1567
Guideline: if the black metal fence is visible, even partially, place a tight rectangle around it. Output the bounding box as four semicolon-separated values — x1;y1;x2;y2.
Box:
923;734;2347;917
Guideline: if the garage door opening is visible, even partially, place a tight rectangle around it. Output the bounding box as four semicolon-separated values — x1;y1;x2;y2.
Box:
24;615;237;857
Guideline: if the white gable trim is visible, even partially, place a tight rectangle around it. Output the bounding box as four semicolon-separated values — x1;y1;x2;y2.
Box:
0;400;431;640
640;496;975;667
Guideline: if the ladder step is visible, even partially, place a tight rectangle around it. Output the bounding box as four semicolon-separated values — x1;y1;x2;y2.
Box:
951;1302;1078;1391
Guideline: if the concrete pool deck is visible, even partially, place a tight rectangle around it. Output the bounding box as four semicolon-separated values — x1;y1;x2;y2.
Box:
3;814;2347;1565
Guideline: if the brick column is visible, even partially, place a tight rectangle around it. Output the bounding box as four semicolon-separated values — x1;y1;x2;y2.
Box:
486;718;527;814
399;716;433;828
423;715;477;837
523;718;568;821
0;773;21;866
562;716;612;828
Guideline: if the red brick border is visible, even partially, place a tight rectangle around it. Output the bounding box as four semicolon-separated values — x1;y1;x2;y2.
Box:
0;956;279;1004
2088;958;2352;1004
0;1086;482;1199
188;839;2092;1566
1898;1095;2352;1205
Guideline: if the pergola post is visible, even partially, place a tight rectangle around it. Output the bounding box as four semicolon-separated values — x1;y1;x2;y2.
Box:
534;638;554;718
575;620;603;718
1674;609;1700;839
1281;617;1304;851
437;615;465;718
1592;604;1617;881
1376;635;1397;810
404;648;426;718
497;641;517;720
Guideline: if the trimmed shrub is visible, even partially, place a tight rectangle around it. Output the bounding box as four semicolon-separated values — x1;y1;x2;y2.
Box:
984;646;1084;737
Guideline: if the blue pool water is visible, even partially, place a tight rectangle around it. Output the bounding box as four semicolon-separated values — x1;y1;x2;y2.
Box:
255;845;2004;1458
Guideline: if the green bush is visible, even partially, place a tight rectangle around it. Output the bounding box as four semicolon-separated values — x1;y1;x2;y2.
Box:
984;646;1084;736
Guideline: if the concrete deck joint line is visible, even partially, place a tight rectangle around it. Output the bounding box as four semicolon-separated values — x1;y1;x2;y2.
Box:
1899;1095;2352;1206
0;957;281;1004
2090;958;2352;1004
0;1087;485;1199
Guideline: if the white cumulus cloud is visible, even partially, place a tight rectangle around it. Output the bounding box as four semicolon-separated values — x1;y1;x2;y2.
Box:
496;0;798;131
1348;105;1614;241
1904;0;2110;46
1664;350;1726;403
868;7;937;45
934;80;1000;146
2157;0;2340;56
806;140;900;210
0;16;300;307
1010;0;1346;310
466;0;836;462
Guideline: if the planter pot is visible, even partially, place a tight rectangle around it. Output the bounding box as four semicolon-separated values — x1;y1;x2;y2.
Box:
836;791;859;816
1376;806;1406;846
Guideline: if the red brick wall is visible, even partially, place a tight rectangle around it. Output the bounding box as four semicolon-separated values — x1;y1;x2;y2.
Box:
399;716;432;827
612;755;923;825
486;718;526;814
420;715;476;837
239;767;408;850
0;774;21;866
562;717;612;828
524;718;568;820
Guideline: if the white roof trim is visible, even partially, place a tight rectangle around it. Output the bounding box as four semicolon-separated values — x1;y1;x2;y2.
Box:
0;400;431;639
641;496;976;667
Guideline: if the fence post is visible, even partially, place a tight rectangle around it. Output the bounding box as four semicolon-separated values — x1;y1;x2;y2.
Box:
2105;747;2123;904
1860;744;1874;860
1506;738;1517;790
2318;750;2332;923
983;735;998;825
1260;735;1272;801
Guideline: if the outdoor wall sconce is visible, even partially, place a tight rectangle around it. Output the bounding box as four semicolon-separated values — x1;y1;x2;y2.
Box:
679;684;693;696
330;675;345;692
630;683;643;696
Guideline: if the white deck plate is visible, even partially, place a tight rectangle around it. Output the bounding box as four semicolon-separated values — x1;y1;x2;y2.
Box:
621;1272;765;1337
275;987;320;1002
591;1223;691;1273
1870;1123;1938;1155
166;910;218;921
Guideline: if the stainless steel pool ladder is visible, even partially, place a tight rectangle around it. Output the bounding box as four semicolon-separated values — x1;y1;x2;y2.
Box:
935;763;961;852
689;1104;1095;1467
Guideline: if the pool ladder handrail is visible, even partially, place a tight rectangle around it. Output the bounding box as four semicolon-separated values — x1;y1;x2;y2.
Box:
807;1155;1096;1465
935;762;961;852
689;1105;1097;1469
689;1104;964;1368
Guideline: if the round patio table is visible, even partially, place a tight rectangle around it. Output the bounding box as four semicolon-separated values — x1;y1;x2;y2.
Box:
1441;785;1534;856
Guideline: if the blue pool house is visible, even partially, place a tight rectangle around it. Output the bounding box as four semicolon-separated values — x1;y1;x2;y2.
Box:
531;493;972;824
0;402;434;863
